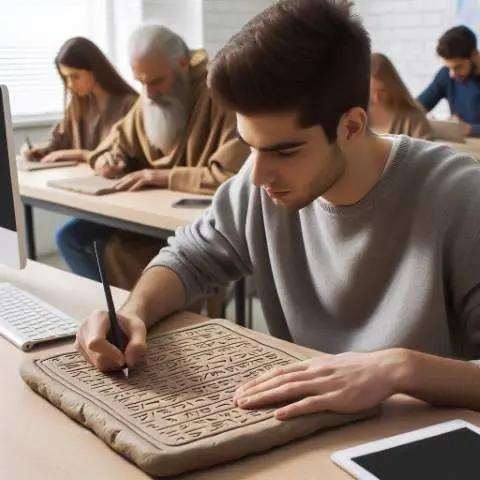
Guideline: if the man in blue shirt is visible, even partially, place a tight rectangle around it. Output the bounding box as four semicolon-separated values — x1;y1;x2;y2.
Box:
418;26;480;137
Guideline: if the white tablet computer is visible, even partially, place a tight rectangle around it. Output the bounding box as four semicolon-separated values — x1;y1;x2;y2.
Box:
331;419;480;479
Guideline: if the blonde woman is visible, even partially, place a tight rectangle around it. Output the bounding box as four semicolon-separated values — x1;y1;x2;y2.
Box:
369;53;432;139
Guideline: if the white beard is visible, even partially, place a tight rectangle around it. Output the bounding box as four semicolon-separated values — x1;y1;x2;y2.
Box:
142;76;189;154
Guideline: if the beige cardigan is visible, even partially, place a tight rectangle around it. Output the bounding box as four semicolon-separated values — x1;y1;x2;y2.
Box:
44;92;137;153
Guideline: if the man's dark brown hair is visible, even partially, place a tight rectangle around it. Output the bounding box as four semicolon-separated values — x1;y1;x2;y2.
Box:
436;26;477;60
207;0;371;143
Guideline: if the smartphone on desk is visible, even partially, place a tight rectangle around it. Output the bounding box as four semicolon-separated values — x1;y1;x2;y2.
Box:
171;198;212;208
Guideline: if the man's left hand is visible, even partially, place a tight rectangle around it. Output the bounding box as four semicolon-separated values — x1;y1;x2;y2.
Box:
234;349;408;419
452;115;472;137
114;169;170;192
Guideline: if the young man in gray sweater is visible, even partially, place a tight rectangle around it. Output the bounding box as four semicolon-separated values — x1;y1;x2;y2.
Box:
77;0;480;420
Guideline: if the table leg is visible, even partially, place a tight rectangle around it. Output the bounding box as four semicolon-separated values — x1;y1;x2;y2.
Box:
24;205;37;260
235;278;246;327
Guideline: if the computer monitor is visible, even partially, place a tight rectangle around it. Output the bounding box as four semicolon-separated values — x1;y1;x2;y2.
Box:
0;85;26;269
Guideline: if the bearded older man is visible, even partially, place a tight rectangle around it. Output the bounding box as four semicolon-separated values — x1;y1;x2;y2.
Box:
56;23;248;299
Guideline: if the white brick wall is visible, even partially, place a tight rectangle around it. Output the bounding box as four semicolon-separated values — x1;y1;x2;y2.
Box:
355;0;458;117
139;1;275;59
203;0;275;56
142;0;203;48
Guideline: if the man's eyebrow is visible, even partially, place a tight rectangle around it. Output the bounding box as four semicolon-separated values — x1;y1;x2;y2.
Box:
142;75;165;84
237;131;306;152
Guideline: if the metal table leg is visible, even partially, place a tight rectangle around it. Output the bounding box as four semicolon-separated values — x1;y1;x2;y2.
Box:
24;204;37;260
235;277;246;327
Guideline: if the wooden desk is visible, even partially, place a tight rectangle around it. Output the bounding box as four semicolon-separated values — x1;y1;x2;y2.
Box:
2;262;480;479
17;165;248;326
441;137;480;160
18;164;210;256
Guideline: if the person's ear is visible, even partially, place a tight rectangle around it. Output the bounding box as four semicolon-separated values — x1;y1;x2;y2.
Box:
337;107;368;142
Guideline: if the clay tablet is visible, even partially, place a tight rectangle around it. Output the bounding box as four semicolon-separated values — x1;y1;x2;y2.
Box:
47;175;118;195
20;320;377;477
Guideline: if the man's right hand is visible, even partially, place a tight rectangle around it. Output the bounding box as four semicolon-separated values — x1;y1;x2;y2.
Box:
20;144;48;162
94;153;126;179
76;309;148;372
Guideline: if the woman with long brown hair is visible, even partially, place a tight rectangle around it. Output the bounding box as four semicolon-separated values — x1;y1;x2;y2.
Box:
22;37;137;163
21;37;138;280
369;53;432;139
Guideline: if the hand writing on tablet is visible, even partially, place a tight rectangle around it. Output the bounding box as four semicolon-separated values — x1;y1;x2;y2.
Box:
234;349;408;419
76;309;147;372
20;144;48;162
94;153;126;178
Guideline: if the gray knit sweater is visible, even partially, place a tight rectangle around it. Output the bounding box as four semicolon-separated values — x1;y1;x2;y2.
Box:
150;136;480;359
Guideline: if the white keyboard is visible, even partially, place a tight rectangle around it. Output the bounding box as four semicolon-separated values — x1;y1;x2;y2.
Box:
0;283;78;351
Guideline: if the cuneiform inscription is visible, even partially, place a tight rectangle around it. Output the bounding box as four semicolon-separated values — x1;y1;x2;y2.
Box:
38;323;300;447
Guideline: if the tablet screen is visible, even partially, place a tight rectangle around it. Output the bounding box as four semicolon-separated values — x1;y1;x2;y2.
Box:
352;427;480;480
